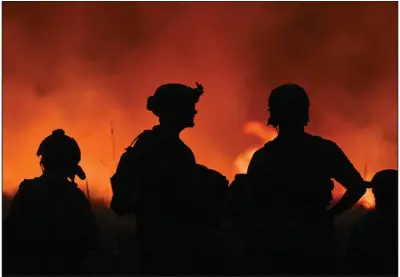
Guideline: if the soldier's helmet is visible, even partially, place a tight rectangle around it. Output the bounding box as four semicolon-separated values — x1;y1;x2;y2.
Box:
267;84;310;127
371;169;397;204
36;129;86;180
147;82;204;117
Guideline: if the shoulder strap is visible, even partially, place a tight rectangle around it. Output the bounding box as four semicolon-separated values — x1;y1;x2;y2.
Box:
125;130;153;150
125;135;140;150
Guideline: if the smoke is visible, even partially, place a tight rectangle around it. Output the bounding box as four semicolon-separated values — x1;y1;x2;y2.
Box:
3;2;397;201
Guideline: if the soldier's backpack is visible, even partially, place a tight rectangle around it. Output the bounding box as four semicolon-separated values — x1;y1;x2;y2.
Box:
110;130;157;216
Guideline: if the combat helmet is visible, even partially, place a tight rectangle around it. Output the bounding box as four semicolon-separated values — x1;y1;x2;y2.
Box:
147;82;204;117
268;84;310;127
37;129;86;180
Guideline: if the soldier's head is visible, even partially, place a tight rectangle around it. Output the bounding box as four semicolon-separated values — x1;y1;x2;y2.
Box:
267;84;310;129
147;82;204;130
37;129;86;181
371;169;397;211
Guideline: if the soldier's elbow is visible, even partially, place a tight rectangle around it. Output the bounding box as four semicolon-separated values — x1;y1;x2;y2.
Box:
348;185;367;197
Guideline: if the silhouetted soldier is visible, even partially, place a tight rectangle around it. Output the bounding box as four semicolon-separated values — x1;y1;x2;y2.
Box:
223;173;255;274
346;169;398;276
110;83;229;275
245;84;367;275
197;165;231;274
3;129;98;276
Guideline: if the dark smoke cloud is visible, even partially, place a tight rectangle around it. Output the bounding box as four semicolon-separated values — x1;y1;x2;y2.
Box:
245;2;397;132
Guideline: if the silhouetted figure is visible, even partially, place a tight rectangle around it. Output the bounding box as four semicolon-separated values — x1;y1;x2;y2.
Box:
228;174;253;234
223;173;255;274
196;165;231;274
346;169;398;276
110;83;229;275
3;129;98;276
245;84;367;275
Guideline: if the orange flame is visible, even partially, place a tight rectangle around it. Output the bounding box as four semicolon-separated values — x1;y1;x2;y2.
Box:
3;2;396;213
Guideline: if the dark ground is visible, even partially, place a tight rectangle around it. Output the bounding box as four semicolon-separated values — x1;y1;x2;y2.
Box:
2;193;367;274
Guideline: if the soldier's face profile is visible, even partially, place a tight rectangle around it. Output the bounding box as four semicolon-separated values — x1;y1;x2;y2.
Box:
161;103;197;129
180;107;197;128
174;103;197;128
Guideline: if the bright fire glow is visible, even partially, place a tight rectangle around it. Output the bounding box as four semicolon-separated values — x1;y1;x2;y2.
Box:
3;3;396;213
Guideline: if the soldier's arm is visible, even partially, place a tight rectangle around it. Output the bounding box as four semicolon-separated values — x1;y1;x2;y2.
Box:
4;181;31;255
247;148;270;194
247;148;266;178
73;189;99;252
5;181;30;226
236;149;266;228
327;141;367;217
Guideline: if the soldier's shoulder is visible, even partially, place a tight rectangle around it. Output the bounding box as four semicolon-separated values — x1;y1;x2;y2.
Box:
20;177;41;184
10;178;44;200
139;129;155;139
65;184;91;209
250;142;275;163
261;137;280;152
120;130;156;157
134;129;159;148
18;177;41;190
66;182;87;197
305;133;339;149
304;133;326;142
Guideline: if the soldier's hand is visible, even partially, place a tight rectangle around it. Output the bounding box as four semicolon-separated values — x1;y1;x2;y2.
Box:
364;181;373;188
